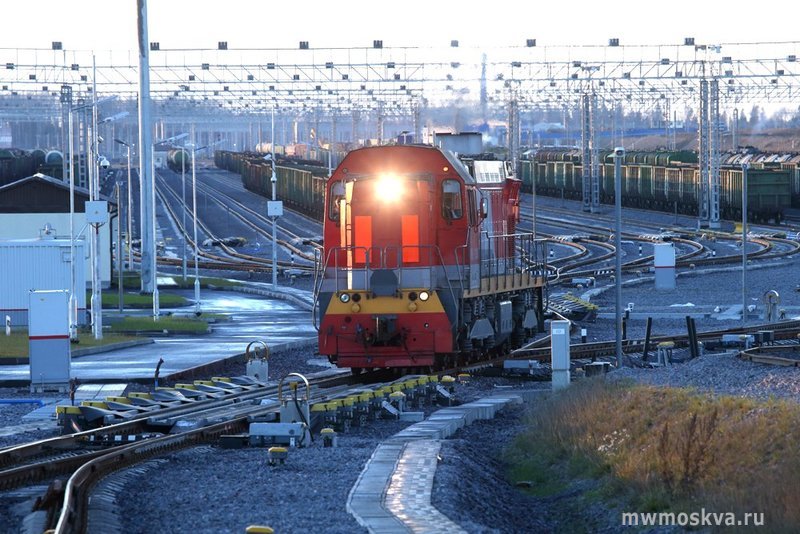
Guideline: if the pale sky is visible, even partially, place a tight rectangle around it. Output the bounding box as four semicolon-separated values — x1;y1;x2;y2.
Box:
1;0;797;51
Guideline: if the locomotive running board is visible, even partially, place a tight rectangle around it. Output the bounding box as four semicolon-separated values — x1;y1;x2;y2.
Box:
463;273;546;298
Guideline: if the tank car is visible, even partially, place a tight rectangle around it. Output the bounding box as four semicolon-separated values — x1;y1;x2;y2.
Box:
45;150;63;166
313;145;547;372
167;148;191;172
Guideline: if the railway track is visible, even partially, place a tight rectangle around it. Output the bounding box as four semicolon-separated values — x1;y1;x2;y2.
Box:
187;174;320;261
196;168;324;252
738;342;800;366
2;371;367;533
511;319;800;361
6;315;799;531
153;172;315;274
523;212;799;284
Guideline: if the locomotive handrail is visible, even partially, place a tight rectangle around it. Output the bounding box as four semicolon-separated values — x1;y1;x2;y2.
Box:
454;243;469;289
311;247;323;331
278;372;311;402
478;231;543;291
316;244;453;296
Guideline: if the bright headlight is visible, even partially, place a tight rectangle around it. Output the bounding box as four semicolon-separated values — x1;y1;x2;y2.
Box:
376;174;402;201
419;291;430;302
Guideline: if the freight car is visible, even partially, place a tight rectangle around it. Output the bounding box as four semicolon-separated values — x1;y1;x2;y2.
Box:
214;150;329;220
313;145;547;372
519;149;793;223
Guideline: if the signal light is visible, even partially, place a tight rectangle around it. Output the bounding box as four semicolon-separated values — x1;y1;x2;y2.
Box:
419;291;430;302
339;293;350;303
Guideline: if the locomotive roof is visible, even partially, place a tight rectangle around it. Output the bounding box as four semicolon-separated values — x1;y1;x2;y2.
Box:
439;146;477;184
343;144;477;185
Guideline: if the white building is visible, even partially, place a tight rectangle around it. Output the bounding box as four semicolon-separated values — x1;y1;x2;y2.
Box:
0;173;115;288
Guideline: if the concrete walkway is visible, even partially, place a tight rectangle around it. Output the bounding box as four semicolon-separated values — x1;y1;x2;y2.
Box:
347;390;541;533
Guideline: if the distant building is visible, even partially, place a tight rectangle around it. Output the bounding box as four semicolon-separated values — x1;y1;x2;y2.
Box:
0;173;115;287
433;132;483;155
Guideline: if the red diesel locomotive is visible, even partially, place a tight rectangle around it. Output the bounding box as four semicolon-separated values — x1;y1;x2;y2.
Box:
313;145;547;371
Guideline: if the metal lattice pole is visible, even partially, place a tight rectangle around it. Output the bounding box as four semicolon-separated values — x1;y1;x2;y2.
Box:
581;93;591;212
709;78;721;228
590;93;600;212
698;78;710;226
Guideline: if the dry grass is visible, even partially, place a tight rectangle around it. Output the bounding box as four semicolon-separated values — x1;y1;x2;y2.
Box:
507;379;800;529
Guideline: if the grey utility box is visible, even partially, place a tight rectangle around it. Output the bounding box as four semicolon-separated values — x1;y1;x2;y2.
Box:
29;289;71;392
85;201;109;224
551;320;571;390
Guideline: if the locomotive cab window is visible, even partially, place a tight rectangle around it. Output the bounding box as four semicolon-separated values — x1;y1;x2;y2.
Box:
441;179;463;220
329;181;346;221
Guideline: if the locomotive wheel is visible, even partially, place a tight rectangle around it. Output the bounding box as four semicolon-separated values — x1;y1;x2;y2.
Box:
350;367;363;376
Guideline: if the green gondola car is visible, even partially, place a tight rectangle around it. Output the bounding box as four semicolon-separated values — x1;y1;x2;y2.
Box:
521;149;794;223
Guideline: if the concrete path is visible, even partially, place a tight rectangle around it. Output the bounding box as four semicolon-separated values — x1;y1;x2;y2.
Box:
348;391;541;533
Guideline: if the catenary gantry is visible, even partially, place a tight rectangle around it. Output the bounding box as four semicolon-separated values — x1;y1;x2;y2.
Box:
2;39;800;115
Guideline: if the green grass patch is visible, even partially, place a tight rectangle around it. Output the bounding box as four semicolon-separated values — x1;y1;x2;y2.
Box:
197;313;229;322
109;316;210;334
90;291;190;309
108;271;142;289
505;453;569;498
506;379;797;528
113;273;242;290
0;331;138;358
170;276;242;289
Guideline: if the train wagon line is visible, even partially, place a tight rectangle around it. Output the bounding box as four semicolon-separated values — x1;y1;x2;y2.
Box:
214;150;329;221
519;148;796;223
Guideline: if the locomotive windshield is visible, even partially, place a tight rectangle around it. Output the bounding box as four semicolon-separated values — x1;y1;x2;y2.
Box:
442;179;463;220
328;181;346;221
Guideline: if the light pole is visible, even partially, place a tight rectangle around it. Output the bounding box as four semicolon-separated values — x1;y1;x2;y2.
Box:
152;132;190;307
114;139;134;272
742;163;748;325
68;108;77;341
190;141;201;314
89;55;103;340
271;106;278;289
613;147;625;368
271;159;278;289
180;138;220;313
181;150;187;280
116;182;124;313
530;154;537;240
151;144;159;322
